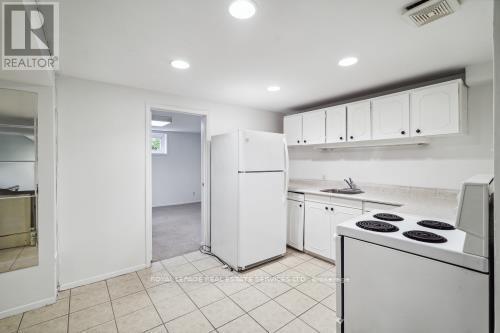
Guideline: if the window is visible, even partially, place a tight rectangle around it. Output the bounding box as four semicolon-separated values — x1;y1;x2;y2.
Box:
152;133;167;155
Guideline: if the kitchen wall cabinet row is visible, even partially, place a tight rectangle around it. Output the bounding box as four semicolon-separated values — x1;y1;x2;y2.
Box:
284;79;467;146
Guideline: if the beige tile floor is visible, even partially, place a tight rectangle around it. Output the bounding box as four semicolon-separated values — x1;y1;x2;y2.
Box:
0;246;38;273
0;247;337;333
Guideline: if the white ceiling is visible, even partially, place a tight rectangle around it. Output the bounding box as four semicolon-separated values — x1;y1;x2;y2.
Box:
58;0;493;112
152;110;202;133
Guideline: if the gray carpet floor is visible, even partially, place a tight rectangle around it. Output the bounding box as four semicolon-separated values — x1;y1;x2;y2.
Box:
152;202;201;261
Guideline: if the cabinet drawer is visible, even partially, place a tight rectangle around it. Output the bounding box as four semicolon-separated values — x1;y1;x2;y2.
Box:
305;194;330;204
288;192;305;201
330;197;362;210
363;201;399;213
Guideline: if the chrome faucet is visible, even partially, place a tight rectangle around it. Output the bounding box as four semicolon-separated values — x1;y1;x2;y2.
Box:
344;178;359;190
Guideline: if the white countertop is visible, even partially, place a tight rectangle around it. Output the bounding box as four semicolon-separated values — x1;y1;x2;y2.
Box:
288;179;459;220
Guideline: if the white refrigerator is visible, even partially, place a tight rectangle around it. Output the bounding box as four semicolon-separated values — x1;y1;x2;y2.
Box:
211;129;289;270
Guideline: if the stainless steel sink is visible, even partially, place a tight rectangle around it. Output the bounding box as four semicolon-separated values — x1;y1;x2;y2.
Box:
320;188;364;195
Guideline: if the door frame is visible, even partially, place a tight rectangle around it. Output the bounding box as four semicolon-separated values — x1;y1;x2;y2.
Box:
145;104;209;264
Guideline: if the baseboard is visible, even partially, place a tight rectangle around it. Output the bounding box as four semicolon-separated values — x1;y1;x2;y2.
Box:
152;200;201;208
0;295;56;320
58;263;148;290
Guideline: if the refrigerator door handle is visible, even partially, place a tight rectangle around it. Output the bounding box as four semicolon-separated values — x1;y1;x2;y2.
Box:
283;138;289;202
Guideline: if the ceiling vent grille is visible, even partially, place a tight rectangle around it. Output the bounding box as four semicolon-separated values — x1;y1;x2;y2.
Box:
404;0;460;27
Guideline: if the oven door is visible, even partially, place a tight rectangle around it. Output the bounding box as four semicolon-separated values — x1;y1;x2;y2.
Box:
342;236;489;333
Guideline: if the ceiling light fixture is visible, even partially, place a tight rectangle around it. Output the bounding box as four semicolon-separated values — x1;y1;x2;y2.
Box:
229;0;256;19
338;56;358;67
267;86;281;92
151;120;171;127
170;59;190;70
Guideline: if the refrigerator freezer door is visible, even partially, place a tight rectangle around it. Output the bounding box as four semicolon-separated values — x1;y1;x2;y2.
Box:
238;172;287;268
238;130;286;172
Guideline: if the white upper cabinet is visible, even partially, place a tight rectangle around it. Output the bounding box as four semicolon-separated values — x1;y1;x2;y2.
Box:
284;114;302;146
410;80;462;137
302;110;326;145
347;101;371;142
372;92;410;140
326;105;347;143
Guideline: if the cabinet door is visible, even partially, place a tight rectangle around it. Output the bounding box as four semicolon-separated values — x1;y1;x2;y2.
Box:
410;81;460;137
372;93;410;140
329;205;362;260
287;199;304;251
347;101;371;142
283;115;302;146
326;105;347;143
304;201;330;258
302;110;325;145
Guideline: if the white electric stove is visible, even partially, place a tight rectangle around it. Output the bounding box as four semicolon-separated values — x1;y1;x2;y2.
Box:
336;175;493;333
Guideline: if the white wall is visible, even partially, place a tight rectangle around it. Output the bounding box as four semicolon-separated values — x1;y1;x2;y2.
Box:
289;82;494;190
152;132;201;207
56;75;283;288
0;81;57;318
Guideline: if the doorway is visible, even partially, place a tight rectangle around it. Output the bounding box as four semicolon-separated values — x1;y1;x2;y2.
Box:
145;106;208;263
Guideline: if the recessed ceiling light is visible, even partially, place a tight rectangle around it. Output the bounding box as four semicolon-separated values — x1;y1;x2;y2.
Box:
267;86;280;92
151;120;171;127
338;56;358;67
229;0;256;19
170;59;190;70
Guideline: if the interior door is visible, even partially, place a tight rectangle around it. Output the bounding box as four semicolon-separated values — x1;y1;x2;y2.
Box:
326;105;347;143
372;93;410;140
347;101;371;142
287;199;304;251
283;115;302;146
410;81;459;137
238;130;285;172
304;201;330;258
238;172;286;268
302;110;325;145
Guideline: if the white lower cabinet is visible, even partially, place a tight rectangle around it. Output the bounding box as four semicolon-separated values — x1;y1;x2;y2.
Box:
287;199;304;251
304;201;331;258
305;201;362;261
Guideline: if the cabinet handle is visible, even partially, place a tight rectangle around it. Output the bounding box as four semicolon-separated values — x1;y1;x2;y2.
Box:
330;208;334;211
303;140;307;143
401;130;406;135
297;140;300;144
339;136;343;140
416;129;421;134
350;136;354;140
325;206;328;210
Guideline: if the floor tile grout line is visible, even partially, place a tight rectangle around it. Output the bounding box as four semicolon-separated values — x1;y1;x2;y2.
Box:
175;275;216;332
104;278;119;333
15;299;70;332
245;298;297;333
135;270;167;331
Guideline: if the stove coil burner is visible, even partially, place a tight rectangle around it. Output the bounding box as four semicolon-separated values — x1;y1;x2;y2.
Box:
417;220;455;230
403;230;447;243
356;220;399;233
373;213;404;222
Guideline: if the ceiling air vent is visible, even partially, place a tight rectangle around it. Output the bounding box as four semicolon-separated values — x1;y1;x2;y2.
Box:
403;0;460;27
